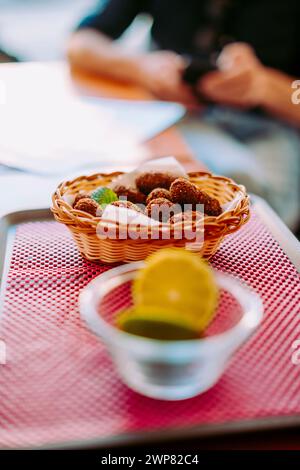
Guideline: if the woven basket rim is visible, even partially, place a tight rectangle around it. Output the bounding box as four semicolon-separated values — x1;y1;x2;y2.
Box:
51;170;250;233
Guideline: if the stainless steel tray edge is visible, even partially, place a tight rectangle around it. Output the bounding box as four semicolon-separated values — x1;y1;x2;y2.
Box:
251;195;300;272
0;209;52;317
0;208;52;284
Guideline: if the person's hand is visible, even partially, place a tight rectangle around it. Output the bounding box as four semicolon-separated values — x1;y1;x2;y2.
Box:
136;51;198;107
197;43;269;108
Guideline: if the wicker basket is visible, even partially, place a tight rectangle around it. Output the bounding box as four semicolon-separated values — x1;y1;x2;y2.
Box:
51;171;250;263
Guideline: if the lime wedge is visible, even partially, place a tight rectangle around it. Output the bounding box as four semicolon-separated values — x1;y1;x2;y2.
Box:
116;306;200;340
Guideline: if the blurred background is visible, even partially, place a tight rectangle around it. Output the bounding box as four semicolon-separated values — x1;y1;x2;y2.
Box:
0;0;299;235
0;0;95;61
0;0;151;61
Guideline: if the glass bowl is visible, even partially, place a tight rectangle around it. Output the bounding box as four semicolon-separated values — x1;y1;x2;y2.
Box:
79;262;263;400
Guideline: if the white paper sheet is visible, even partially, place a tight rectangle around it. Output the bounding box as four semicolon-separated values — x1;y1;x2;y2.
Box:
0;96;185;175
86;97;186;141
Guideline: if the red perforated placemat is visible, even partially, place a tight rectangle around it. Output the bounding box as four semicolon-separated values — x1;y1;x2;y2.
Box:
0;210;300;449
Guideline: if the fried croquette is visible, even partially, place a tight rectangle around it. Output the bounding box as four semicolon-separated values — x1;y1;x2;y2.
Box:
170;178;222;216
146;197;181;222
146;187;172;205
114;186;146;204
196;191;222;216
74;198;100;216
136;172;177;194
110;200;144;213
73;193;91;207
170;178;199;205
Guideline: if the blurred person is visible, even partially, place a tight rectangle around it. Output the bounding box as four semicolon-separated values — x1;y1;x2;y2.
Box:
68;0;300;228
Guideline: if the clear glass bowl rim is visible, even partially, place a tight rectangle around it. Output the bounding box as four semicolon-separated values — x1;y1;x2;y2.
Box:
79;261;263;354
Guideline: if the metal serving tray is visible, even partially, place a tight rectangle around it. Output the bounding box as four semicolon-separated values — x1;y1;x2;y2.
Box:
0;199;299;449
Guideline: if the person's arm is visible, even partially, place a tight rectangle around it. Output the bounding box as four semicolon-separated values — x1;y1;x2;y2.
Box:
67;0;143;82
198;43;300;128
68;0;198;105
260;68;300;127
67;29;142;83
68;30;197;106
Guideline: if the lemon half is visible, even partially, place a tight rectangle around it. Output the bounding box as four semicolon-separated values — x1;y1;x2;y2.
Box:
132;248;218;331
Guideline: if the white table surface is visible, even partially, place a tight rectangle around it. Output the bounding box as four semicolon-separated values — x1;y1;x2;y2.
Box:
0;164;134;218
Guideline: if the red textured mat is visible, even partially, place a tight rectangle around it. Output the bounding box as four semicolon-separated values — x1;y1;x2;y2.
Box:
0;210;300;448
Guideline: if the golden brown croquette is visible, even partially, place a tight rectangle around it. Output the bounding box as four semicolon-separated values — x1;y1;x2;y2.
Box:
146;187;172;205
170;178;222;216
73;193;91;207
74;198;99;216
114;186;146;204
110;200;144;213
146;197;181;222
197;191;222;216
170;178;199;205
136;173;177;194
